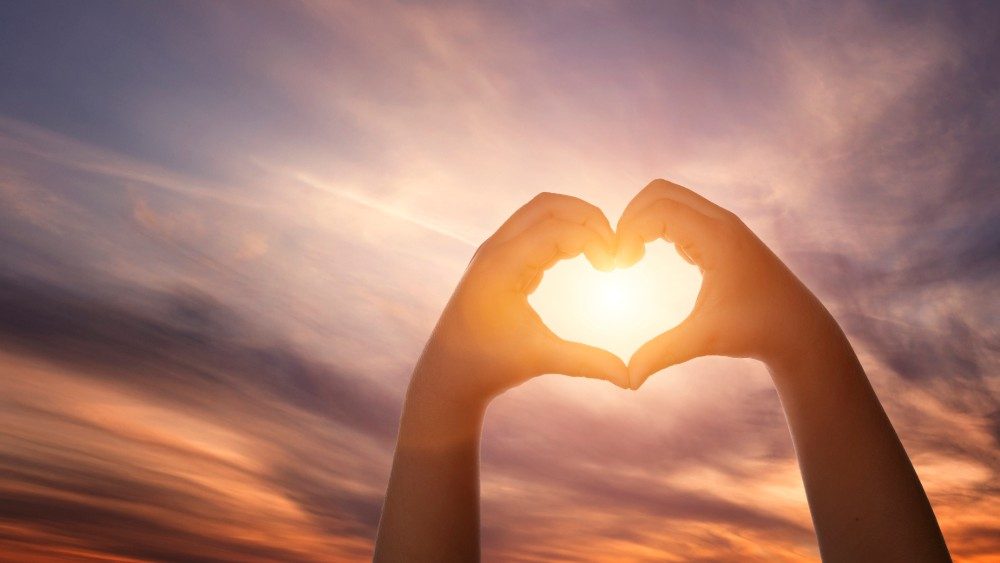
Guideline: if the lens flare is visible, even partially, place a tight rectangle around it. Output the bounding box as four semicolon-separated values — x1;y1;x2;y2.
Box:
529;241;701;361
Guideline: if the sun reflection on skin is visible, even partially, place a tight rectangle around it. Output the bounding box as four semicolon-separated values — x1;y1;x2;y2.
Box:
529;241;702;361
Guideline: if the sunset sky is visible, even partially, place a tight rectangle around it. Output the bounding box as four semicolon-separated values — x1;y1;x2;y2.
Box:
0;1;997;561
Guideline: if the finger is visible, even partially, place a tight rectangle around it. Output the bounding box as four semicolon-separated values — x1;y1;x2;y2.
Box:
497;218;613;285
616;179;729;267
544;337;630;389
675;243;696;265
524;269;544;294
616;198;715;268
628;317;712;389
523;237;609;293
582;239;615;271
614;230;645;268
619;178;731;225
492;192;616;250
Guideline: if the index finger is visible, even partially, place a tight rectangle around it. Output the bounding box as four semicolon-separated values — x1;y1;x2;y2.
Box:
619;179;731;227
494;218;611;290
492;192;616;249
616;198;717;268
616;180;729;267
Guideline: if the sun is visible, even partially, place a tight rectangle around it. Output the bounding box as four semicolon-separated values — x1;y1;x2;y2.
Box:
596;272;628;311
529;241;701;361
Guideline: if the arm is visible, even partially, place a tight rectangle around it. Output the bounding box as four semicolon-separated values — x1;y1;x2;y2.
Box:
618;179;950;562
374;193;629;562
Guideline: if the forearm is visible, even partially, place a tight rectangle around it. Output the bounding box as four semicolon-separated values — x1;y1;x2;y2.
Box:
767;314;949;562
374;351;487;562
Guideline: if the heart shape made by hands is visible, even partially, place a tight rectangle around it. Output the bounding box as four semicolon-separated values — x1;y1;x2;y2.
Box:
529;240;702;362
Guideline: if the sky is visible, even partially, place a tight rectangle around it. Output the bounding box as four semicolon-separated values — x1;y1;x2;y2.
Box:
0;1;997;561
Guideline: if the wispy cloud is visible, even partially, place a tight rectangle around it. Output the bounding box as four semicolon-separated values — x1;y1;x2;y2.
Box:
0;0;996;561
289;172;476;246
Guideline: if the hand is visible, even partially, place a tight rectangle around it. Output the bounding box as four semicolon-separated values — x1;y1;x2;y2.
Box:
377;193;629;562
380;184;950;563
416;192;630;408
616;179;837;387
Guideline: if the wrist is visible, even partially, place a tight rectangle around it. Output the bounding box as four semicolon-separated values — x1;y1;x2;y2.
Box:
398;381;486;451
763;309;861;394
396;342;491;450
406;364;490;422
762;296;850;375
411;335;493;411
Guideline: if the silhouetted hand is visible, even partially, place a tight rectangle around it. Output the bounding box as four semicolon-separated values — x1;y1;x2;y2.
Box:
616;179;834;387
615;179;949;562
375;193;630;562
418;192;629;408
379;182;949;563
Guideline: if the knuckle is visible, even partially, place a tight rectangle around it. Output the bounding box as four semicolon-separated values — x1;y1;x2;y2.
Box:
483;240;516;265
538;216;561;230
654;197;678;213
722;208;741;225
735;216;751;233
675;184;694;196
463;258;500;290
471;249;499;272
716;223;741;253
721;215;749;242
582;203;604;222
650;178;677;194
700;324;720;352
470;239;493;261
518;267;540;291
526;193;549;207
718;210;739;229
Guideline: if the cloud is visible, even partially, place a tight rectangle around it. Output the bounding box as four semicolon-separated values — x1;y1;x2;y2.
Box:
0;0;996;561
0;273;404;560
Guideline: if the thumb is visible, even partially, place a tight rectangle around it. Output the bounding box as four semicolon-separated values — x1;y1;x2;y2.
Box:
544;338;630;390
628;317;711;389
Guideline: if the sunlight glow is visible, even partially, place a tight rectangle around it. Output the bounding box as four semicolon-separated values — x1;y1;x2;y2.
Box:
529;241;702;361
